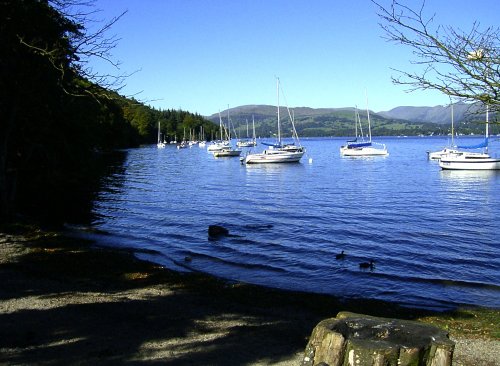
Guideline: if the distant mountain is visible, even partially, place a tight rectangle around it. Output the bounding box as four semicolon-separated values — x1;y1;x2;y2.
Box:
207;105;442;138
207;105;354;120
378;102;481;124
205;103;493;138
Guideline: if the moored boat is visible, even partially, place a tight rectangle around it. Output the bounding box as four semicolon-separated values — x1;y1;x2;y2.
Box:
439;105;500;170
208;111;231;152
439;151;500;170
237;117;257;147
242;78;305;164
243;146;304;164
427;101;459;160
157;121;166;149
213;147;242;157
340;101;388;157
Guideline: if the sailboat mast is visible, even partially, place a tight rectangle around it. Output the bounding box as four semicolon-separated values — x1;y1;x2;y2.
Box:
486;104;489;153
365;91;372;142
218;111;223;140
227;106;231;140
277;77;281;145
353;107;358;139
252;115;256;142
451;101;455;146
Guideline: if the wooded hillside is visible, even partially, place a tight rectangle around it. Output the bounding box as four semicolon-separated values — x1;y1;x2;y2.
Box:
0;0;215;224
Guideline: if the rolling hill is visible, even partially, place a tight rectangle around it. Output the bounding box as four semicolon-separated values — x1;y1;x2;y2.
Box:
378;102;481;124
206;103;495;138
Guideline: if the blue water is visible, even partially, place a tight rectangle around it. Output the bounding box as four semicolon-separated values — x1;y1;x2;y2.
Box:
90;137;500;310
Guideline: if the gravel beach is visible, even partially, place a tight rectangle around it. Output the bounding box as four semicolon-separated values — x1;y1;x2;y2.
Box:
1;231;498;365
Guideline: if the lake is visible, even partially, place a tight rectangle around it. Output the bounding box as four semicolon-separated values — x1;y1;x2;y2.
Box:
88;136;500;310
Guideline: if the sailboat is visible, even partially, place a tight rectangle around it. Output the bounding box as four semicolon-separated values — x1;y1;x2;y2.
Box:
439;105;500;170
242;78;305;164
427;102;459;160
340;95;388;157
212;109;242;157
237;117;257;147
157;121;166;148
177;127;188;149
207;111;231;152
198;126;206;147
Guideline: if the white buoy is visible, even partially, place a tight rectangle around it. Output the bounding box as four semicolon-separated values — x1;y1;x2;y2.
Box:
308;157;313;164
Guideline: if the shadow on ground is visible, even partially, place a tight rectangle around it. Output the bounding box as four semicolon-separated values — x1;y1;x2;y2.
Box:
0;232;452;365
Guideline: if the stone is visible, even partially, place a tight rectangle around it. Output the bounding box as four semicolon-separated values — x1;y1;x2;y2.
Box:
302;311;455;366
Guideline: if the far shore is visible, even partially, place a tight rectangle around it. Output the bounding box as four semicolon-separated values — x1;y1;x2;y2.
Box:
1;226;498;365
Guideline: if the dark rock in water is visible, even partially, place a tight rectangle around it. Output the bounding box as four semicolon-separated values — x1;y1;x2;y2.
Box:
302;311;455;366
208;225;230;237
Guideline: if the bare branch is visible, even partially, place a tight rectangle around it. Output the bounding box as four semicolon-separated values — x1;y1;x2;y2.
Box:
372;0;499;113
48;0;137;95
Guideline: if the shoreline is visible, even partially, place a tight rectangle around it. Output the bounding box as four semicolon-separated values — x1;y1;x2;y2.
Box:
1;228;498;365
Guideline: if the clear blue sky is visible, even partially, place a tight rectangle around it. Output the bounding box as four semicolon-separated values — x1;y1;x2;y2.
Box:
88;0;499;116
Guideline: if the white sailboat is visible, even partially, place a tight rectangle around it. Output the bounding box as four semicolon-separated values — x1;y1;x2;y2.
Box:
237;117;257;147
157;121;166;148
427;102;459;160
340;95;388;157
242;78;305;164
439;105;500;170
177;128;188;149
213;146;242;157
212;109;241;157
207;111;231;152
198;126;206;147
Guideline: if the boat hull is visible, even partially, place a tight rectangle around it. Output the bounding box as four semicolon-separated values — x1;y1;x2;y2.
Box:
244;150;304;164
439;156;500;170
213;149;242;157
340;146;388;156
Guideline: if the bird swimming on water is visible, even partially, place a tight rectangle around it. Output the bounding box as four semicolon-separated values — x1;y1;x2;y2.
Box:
359;259;374;269
335;250;346;260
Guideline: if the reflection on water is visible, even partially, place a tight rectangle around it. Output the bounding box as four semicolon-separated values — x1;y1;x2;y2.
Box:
440;169;499;182
90;137;500;310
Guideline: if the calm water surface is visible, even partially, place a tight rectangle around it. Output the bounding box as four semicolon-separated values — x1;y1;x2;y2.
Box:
90;137;500;310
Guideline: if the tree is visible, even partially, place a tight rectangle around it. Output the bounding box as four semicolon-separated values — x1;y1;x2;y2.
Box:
0;0;131;223
48;0;129;95
372;0;499;114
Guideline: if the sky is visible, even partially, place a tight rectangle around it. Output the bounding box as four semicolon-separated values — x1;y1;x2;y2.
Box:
87;0;499;116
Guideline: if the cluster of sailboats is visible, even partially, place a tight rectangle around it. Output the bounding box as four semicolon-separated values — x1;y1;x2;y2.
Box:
158;78;498;171
171;77;307;164
207;109;245;157
240;78;305;164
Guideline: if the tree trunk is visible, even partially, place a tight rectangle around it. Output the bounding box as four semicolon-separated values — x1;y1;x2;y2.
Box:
302;312;455;366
